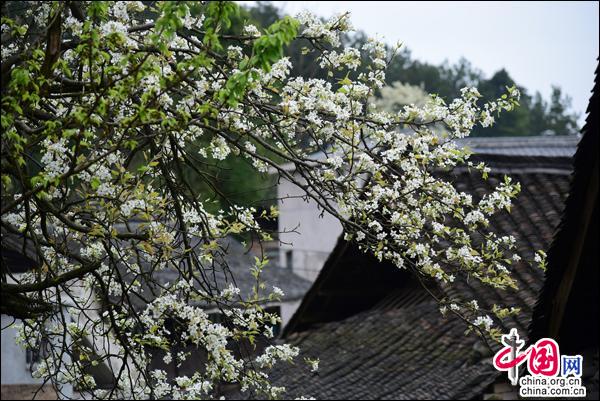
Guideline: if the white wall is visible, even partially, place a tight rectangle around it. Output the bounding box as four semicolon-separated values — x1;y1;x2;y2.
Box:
280;299;302;330
1;314;74;398
277;174;342;282
0;315;40;385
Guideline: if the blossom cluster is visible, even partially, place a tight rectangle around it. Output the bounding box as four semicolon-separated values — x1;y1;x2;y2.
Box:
2;1;537;399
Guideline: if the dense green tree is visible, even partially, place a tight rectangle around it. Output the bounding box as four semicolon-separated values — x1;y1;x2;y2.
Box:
471;69;531;137
545;86;580;135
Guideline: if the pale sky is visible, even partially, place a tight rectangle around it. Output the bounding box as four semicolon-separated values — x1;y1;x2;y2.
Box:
240;1;599;126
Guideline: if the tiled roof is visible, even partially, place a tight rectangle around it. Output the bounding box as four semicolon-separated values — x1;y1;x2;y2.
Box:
1;230;39;273
275;293;498;400
271;156;572;400
273;135;580;174
456;135;580;158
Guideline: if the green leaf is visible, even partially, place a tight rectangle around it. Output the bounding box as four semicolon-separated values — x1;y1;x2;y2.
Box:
91;177;101;190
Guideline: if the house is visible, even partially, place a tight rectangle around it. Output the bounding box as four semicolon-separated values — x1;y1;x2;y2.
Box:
1;232;76;400
274;150;344;282
266;138;594;399
1;229;125;400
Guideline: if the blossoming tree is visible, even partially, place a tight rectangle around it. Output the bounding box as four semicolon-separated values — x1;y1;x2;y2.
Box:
1;1;544;399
